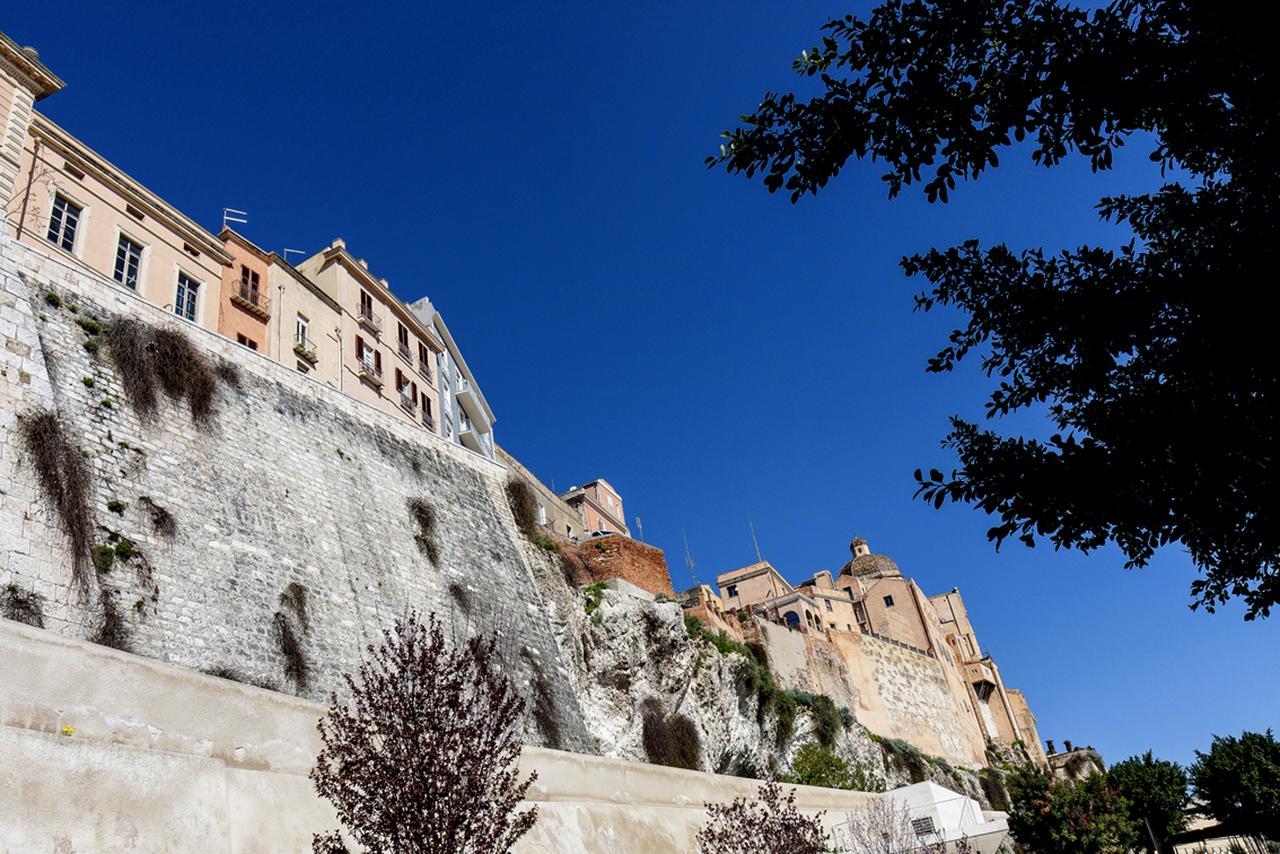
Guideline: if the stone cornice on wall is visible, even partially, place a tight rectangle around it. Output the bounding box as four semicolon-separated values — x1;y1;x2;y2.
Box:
0;33;65;100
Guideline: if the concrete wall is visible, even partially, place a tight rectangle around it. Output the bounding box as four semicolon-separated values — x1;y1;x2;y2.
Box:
0;234;589;750
0;618;880;853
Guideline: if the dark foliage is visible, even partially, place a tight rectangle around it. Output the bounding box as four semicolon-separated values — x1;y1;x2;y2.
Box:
275;611;309;691
408;498;441;565
138;496;176;539
91;589;130;651
1007;762;1140;853
2;583;45;628
1190;729;1280;841
521;648;563;750
280;582;309;632
504;478;540;537
18;409;95;598
782;741;883;792
448;581;472;615
979;767;1012;813
712;1;1280;618
696;780;828;853
106;318;222;426
641;699;701;771
1110;751;1189;851
215;360;241;390
310;611;538;853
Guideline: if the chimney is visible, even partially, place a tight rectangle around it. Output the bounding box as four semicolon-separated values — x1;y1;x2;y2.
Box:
358;259;369;270
1064;739;1074;753
1046;739;1056;755
331;237;345;249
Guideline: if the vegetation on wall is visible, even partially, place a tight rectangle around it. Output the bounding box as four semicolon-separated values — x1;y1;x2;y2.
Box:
505;478;539;536
105;318;223;425
697;781;828;854
407;498;440;565
274;582;311;691
18;409;96;598
201;666;279;693
138;496;176;539
1;583;45;628
310;611;538;852
641;699;701;771
782;741;884;792
90;589;130;651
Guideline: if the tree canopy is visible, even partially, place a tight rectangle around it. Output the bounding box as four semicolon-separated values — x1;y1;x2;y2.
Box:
1109;750;1188;851
710;0;1280;618
1189;729;1280;842
1006;762;1140;853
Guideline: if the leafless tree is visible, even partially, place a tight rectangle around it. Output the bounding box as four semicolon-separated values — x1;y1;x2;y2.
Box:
696;780;829;853
310;611;538;853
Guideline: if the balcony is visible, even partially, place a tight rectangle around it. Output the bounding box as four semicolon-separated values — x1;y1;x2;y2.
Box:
398;341;413;362
422;412;436;432
455;377;491;434
398;390;417;414
293;336;318;363
417;358;433;384
230;281;270;321
357;307;382;336
356;359;383;387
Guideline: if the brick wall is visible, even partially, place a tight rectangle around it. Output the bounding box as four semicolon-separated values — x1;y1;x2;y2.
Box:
570;535;674;597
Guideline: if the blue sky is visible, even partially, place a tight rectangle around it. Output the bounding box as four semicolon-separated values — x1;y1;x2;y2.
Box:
15;1;1274;768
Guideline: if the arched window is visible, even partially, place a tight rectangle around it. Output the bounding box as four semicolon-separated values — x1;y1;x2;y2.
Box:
784;611;800;629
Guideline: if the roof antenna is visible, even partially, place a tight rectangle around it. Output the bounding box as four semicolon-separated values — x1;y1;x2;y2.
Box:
749;519;763;563
682;527;696;585
282;248;305;263
634;515;644;543
222;207;248;230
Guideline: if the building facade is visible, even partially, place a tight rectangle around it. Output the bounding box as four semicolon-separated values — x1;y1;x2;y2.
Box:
409;298;496;461
561;479;629;536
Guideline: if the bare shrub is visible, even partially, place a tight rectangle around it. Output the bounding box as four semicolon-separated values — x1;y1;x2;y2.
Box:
310;611;538;852
697;780;828;853
832;797;972;854
408;498;440;565
504;478;539;536
105;318;222;425
2;583;44;628
641;699;702;771
138;496;177;539
274;584;310;691
18;409;95;598
90;589;130;651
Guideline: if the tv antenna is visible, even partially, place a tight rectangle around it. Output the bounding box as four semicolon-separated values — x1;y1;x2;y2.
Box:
634;516;644;543
282;248;305;263
682;527;696;585
749;519;763;563
222;207;248;230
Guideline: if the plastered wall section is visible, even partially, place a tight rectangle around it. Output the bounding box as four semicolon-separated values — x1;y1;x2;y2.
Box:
0;618;880;854
0;234;590;751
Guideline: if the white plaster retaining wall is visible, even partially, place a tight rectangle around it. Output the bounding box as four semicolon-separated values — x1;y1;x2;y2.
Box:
0;619;880;852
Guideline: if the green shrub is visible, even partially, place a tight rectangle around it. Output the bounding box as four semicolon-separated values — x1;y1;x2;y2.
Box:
584;582;607;615
43;291;61;308
782;742;884;792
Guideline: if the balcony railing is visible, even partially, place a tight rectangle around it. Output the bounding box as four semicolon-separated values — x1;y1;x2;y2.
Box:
399;391;417;413
293;336;318;363
357;359;383;386
422;412;436;431
357;307;382;335
398;341;413;362
417;358;433;383
230;281;270;320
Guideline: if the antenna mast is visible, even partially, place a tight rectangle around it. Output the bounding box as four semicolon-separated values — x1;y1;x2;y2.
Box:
222;207;248;230
682;527;696;585
749;519;763;562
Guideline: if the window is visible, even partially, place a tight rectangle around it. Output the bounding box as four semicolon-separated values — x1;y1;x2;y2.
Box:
236;333;258;351
418;343;431;378
398;323;410;348
726;584;739;599
825;599;832;611
174;272;199;321
359;290;374;318
538;504;548;525
113;235;143;289
912;817;936;837
295;314;309;345
46;194;82;252
883;595;895;607
239;265;261;302
423;396;432;418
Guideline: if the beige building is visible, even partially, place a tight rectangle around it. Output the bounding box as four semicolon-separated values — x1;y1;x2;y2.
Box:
498;446;585;541
295;239;443;435
561;479;629;537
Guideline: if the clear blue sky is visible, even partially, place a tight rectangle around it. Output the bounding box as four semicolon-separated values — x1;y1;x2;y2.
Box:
14;1;1274;769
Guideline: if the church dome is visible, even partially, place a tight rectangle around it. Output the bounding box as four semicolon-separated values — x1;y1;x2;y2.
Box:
839;552;902;579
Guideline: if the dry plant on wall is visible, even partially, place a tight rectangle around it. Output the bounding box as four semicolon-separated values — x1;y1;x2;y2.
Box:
641;698;702;771
18;409;96;599
697;781;829;854
2;583;45;628
504;478;539;536
311;611;538;853
407;498;441;565
275;582;311;690
138;496;177;539
105;318;222;426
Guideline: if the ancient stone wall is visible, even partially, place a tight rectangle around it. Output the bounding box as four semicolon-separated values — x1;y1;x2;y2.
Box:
0;235;590;750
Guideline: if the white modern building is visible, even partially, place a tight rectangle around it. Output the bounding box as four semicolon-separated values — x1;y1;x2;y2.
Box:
409;297;496;460
831;781;1009;854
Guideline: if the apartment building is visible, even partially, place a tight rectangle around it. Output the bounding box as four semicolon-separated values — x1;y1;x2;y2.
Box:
218;228;342;387
295;240;443;435
561;479;629;537
409;298;496;461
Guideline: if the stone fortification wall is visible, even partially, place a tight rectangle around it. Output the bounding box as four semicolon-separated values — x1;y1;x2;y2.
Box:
0;619;881;853
0;235;589;750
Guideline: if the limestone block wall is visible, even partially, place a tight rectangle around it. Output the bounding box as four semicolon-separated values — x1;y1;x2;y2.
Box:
0;234;590;750
0;619;881;853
